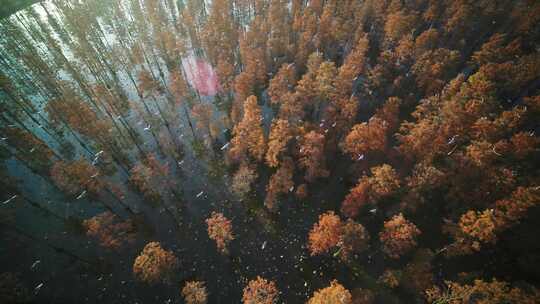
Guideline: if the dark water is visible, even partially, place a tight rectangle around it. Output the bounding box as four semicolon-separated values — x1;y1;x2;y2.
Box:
1;118;400;303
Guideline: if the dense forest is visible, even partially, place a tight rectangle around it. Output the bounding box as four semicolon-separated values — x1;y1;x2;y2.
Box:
1;0;539;303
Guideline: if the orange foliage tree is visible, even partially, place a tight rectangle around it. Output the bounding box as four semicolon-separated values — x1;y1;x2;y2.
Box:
266;119;295;168
46;93;116;146
334;33;369;98
341;117;388;159
299;131;329;182
446;186;540;256
206;212;234;254
50;159;103;197
341;164;400;218
384;9;419;44
369;164;400;198
308;211;370;261
341;177;370;218
229;95;266;162
129;154;168;202
182;281;208;304
0;127;54;174
133;242;179;284
191;103;214;139
308;211;343;256
83;211;136;250
374;97;401;133
338;219;370;262
379;213;421;259
242;276;279;304
268;63;296;105
264;157;295;211
426;279;540;304
307;280;352;304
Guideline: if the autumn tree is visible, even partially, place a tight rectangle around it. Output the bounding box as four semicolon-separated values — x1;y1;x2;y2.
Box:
307;280;352;304
401;162;446;212
369;164;400;198
129;154;168;203
265;119;294;168
201;0;237;67
268;63;296;105
334;33;369;98
338;220;370;262
384;9;418;44
266;0;291;63
264;157;294;212
231;32;268;123
341;164;400;217
341;117;388;159
315;61;338;103
446;187;540;256
341;178;370;218
308;211;343;256
374;97;401;133
192;103;214;139
229;95;266;162
323;95;359;142
242;276;279;304
83;211;136;250
206;212;234;254
426;279;540;304
294;52;323;108
308;211;369;261
170;69;189;103
412;48;461;96
50;159;104;198
0;126;55;175
133;242;179;284
379;213;421;259
232;161;258;200
182;281;208;304
45;94;118;149
299;131;329;182
379;269;401;288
